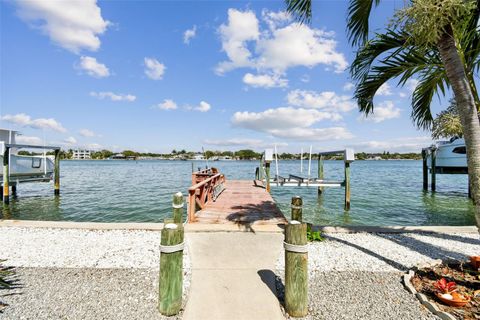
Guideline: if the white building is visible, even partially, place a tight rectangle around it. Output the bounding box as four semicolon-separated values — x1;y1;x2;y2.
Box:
73;149;91;160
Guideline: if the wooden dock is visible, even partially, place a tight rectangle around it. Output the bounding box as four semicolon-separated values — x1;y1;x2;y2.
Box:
189;179;287;226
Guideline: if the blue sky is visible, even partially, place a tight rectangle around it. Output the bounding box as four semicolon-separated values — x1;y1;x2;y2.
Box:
0;0;452;153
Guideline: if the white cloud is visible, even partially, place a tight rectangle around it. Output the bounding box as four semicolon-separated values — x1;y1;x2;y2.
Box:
359;101;401;123
85;143;103;150
256;23;347;73
204;138;288;148
79;129;95;137
261;9;292;30
16;135;43;145
155;99;211;112
183;25;197;44
343;82;354;91
268;127;353;141
216;9;347;76
406;78;419;92
77;56;110;78
155;99;178;111
376;83;392;96
243;73;288;88
232;107;341;131
195;101;211;112
399;92;407;98
349;136;432;153
286;90;356;112
90;91;136;102
2;113;67;132
63;136;77;145
144;57;166;80
14;0;110;53
216;9;259;74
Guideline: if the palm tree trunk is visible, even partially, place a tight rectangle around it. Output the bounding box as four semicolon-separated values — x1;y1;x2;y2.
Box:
437;25;480;229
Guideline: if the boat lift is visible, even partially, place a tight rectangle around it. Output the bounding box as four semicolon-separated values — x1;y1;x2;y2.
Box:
1;141;61;205
255;147;355;210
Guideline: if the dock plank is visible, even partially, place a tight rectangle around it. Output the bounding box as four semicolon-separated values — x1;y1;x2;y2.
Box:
191;180;287;226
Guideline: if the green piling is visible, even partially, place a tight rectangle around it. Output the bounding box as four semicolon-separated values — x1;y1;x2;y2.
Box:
318;155;324;195
431;148;436;192
158;223;184;316
172;192;184;224
291;196;302;221
265;161;271;193
285;220;308;317
422;149;428;191
54;149;60;195
344;162;351;210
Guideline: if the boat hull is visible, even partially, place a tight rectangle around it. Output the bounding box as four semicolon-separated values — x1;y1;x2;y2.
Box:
427;138;467;173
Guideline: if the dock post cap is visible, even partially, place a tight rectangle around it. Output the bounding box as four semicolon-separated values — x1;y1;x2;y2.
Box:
290;220;301;225
165;223;178;230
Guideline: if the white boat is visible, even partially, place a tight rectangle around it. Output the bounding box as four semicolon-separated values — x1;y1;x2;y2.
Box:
0;129;54;184
427;137;467;174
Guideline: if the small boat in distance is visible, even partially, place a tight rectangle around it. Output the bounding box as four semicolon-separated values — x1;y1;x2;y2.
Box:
428;137;467;174
0;129;54;183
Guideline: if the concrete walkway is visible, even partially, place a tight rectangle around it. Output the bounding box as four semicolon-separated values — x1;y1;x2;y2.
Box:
183;232;285;320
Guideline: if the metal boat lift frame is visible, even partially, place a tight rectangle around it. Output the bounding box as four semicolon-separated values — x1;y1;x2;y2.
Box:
2;143;61;204
256;148;354;210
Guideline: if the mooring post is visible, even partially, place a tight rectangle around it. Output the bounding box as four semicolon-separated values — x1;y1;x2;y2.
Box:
54;149;60;195
431;148;436;192
158;222;184;316
291;196;303;221
3;147;10;204
11;184;17;196
344;161;351;210
285;220;308;317
318;154;324;195
422;149;428;191
172;192;183;224
265;161;271;193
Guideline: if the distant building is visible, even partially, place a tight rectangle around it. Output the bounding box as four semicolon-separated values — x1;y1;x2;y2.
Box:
109;153;136;160
72;149;91;160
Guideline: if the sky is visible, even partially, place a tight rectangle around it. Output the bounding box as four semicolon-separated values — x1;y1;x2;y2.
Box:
0;0;454;154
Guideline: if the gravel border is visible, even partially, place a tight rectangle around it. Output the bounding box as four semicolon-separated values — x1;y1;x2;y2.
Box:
0;227;191;319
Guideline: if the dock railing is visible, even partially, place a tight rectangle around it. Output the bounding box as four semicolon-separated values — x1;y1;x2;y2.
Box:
188;169;226;222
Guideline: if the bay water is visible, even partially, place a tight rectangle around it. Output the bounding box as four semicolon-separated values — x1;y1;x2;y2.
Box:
1;159;475;226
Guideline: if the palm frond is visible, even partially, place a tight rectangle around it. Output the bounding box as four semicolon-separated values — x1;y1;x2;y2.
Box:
347;0;381;46
411;67;448;129
350;29;409;82
285;0;312;24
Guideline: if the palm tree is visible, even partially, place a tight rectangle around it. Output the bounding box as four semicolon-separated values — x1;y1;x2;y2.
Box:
286;0;480;226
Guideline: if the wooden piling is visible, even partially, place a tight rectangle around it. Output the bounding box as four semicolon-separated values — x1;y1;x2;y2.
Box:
54;149;60;195
285;220;308;317
431;148;436;192
265;161;271;193
158;223;184;316
3;147;9;204
422;149;428;191
344;162;351;210
318;155;324;195
291;196;303;221
172;192;183;224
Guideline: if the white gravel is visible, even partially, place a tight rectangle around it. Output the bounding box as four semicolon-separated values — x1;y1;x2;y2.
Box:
0;227;191;319
277;232;480;272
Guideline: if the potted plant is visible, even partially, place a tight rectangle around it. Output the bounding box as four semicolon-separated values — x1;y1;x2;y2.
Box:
434;278;470;307
470;256;480;270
